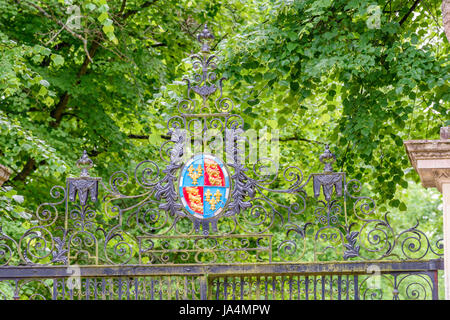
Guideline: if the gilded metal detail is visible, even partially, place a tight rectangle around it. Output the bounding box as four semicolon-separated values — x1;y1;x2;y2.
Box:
187;165;203;185
204;160;223;186
205;189;222;211
185;187;204;214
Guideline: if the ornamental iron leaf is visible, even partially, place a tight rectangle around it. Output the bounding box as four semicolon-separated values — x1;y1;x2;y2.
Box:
343;224;360;260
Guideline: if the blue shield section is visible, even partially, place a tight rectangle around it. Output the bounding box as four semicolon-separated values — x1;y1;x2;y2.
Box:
180;154;204;187
203;186;227;218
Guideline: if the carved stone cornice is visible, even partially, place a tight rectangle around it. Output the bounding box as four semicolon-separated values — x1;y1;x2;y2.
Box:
404;136;450;192
404;140;450;165
433;168;450;193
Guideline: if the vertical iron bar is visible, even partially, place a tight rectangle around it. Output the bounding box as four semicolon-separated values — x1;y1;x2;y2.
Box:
431;270;439;300
109;278;114;300
330;275;333;300
150;279;154;300
118;278;123;300
305;276;309;300
337;275;342;300
346;275;349;300
215;278;220;300
143;277;148;300
93;279;98;300
353;275;359;300
224;277;228;300
264;277;268;300
191;276;196;300
127;278;131;300
100;279;105;300
159;276;163;300
185;276;189;300
232;277;236;300
313;276;317;300
167;276;172;300
272;277;276;300
175;277;179;300
321;276;325;300
61;279;66;300
102;278;107;300
13;279;19;300
134;278;139;300
85;278;90;300
289;276;293;300
393;274;398;301
52;279;57;300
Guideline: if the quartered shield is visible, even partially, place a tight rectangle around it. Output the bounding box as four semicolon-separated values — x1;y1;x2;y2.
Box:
178;154;231;220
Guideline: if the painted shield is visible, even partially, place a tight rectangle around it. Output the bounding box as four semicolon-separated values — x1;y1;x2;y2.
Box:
179;154;230;219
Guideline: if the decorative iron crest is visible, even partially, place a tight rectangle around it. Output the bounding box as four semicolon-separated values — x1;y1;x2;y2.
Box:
0;24;443;267
178;154;231;233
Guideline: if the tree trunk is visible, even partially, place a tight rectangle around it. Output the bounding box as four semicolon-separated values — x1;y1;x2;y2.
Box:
0;164;11;186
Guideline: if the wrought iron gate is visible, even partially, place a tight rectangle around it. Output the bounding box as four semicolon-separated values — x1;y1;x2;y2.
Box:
0;260;443;300
0;24;444;300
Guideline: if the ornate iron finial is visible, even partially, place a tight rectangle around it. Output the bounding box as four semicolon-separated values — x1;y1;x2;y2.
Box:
319;144;336;172
197;23;214;53
313;145;343;201
76;150;93;177
177;21;233;115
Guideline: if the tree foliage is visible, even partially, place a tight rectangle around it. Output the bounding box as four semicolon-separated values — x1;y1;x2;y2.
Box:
0;0;260;202
0;0;448;229
217;0;449;211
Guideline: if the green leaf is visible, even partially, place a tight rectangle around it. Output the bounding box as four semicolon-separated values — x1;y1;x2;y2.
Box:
286;42;298;52
37;86;48;96
278;116;287;126
50;54;64;66
390;199;400;208
98;12;108;23
102;24;114;34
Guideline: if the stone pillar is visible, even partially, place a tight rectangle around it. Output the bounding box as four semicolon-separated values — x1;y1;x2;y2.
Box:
404;126;450;299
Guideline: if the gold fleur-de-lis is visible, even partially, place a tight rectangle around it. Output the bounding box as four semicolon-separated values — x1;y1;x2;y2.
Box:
205;189;222;211
188;164;203;185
